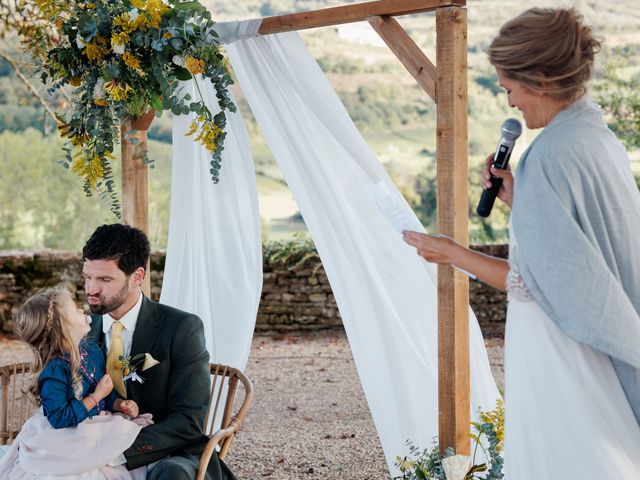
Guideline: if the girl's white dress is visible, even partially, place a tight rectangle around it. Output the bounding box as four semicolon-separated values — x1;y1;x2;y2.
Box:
504;230;640;479
0;409;144;480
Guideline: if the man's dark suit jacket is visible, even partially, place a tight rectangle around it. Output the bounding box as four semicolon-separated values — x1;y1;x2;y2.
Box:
88;295;235;479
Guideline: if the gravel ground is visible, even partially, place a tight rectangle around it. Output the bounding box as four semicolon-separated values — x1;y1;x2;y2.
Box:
0;330;504;480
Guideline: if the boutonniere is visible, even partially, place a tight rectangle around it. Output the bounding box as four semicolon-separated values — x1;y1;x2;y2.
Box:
116;353;160;384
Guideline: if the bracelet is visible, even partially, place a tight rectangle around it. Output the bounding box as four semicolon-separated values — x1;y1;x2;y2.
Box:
87;393;99;411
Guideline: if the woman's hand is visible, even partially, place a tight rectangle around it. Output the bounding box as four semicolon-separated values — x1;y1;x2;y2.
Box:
115;399;139;417
94;374;113;400
402;231;458;264
403;228;510;290
482;153;514;208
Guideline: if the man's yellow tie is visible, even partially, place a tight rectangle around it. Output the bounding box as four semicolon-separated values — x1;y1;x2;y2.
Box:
106;321;127;398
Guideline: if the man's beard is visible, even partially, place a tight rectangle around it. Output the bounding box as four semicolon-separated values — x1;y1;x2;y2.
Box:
88;280;130;315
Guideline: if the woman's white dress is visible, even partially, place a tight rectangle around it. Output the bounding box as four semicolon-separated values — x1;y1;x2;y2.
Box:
504;230;640;479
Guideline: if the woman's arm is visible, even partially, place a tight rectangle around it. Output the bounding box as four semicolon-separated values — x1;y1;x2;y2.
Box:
403;231;509;291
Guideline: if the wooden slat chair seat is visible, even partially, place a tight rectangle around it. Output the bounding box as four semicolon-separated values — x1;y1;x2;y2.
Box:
197;363;254;480
0;362;36;446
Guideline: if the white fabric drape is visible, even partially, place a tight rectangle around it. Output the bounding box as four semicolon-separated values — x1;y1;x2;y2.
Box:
161;79;262;370
225;31;501;472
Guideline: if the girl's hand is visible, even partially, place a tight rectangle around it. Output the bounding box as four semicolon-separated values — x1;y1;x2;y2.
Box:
482;153;514;208
116;399;139;417
402;231;458;265
94;374;113;399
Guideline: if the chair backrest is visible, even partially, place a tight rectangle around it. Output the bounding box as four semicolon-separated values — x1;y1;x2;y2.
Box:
0;362;36;445
204;363;253;460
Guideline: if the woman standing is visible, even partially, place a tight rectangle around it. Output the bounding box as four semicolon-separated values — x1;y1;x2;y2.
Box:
404;7;640;478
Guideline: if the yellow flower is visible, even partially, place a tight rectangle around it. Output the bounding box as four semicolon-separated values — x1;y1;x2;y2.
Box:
93;98;109;107
82;42;108;63
122;51;141;70
124;367;131;376
131;0;171;30
105;80;132;101
71;132;90;146
185;118;200;137
163;32;173;39
187;115;222;154
114;360;124;370
71;152;106;190
85;3;96;9
113;13;134;33
185;56;205;75
69;77;82;87
111;31;130;46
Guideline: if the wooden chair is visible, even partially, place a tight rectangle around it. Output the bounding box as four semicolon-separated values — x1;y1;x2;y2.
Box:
1;361;252;477
0;362;36;446
197;363;254;480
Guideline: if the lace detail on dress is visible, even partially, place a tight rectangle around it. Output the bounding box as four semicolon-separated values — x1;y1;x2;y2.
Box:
507;258;534;302
507;221;535;302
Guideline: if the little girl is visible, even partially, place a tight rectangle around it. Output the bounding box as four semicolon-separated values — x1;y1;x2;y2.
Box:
0;286;146;479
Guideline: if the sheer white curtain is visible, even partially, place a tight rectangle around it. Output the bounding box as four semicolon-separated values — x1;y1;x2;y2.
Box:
225;30;501;472
161;79;262;370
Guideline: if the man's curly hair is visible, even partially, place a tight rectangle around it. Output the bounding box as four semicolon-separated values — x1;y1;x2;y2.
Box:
82;224;150;275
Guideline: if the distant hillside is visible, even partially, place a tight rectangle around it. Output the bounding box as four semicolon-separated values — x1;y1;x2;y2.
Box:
0;0;638;248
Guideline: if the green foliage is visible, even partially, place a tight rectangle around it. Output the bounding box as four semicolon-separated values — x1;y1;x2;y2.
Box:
263;234;320;271
596;64;640;149
339;83;435;130
0;129;171;250
395;440;449;480
0;105;49;133
395;400;505;480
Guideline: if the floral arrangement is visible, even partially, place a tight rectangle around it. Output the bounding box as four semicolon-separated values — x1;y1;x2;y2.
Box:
116;352;159;383
394;399;504;480
30;0;235;213
115;353;146;382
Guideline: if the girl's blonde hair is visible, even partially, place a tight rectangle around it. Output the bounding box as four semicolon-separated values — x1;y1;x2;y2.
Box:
15;286;83;404
488;7;602;101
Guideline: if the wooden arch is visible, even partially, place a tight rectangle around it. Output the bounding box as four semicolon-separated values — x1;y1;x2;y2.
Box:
122;0;470;457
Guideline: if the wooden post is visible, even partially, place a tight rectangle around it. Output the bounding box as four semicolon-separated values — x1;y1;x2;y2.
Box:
121;110;154;296
435;6;470;455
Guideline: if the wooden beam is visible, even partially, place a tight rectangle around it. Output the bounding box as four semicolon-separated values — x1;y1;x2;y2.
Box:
121;113;153;296
435;6;470;456
259;0;466;34
367;15;436;102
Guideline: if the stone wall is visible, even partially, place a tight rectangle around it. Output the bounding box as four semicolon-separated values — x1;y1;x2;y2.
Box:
0;245;508;337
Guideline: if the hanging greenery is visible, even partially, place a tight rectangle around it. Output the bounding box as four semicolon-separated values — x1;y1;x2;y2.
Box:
16;0;235;215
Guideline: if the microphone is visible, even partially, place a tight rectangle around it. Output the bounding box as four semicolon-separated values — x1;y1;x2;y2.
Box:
476;118;522;217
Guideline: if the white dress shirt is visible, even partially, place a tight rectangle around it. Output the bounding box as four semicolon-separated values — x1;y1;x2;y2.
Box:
102;291;143;357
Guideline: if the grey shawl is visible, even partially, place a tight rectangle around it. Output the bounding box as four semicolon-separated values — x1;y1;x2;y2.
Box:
511;96;640;424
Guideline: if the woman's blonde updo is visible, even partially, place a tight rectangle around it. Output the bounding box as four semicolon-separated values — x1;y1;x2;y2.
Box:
488;7;602;101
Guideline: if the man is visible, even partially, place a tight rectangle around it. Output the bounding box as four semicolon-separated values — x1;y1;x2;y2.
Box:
84;223;236;480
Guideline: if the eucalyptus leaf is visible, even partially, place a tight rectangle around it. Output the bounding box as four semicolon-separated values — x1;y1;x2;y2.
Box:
77;14;97;41
175;67;192;81
170;38;184;50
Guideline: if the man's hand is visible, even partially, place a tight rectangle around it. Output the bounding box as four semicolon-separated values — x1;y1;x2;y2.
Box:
482;153;514;208
114;398;140;417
